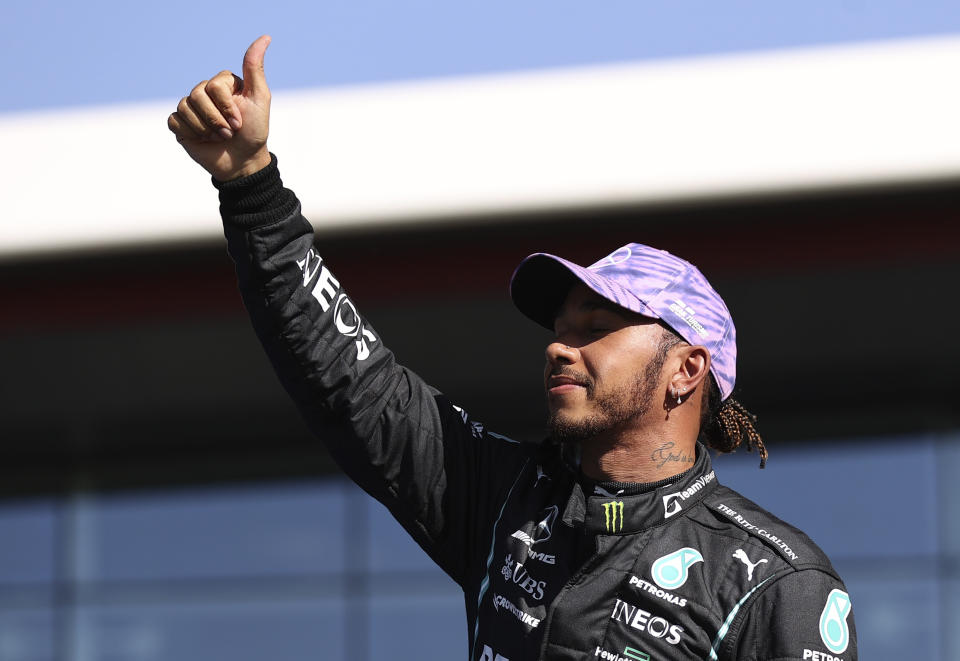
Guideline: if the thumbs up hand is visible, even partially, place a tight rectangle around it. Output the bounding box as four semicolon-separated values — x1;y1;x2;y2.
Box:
168;35;273;181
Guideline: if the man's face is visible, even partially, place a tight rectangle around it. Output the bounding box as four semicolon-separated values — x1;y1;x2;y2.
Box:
545;284;669;444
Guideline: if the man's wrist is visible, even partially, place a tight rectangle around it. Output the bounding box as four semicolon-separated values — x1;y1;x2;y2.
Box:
213;147;273;183
214;153;297;228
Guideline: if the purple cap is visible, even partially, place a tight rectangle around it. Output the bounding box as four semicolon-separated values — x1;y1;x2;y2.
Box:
510;243;737;400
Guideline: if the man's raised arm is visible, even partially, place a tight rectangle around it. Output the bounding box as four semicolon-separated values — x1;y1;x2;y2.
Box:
165;38;531;590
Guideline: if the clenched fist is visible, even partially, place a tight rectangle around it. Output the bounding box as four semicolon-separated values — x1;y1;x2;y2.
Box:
168;35;273;181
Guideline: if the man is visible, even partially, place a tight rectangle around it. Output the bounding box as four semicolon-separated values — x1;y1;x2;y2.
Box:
168;36;857;661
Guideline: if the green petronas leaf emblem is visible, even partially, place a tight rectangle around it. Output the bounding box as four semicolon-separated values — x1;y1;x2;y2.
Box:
651;547;703;589
819;589;852;654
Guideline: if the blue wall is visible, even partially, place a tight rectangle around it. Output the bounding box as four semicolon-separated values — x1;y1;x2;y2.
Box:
0;433;955;659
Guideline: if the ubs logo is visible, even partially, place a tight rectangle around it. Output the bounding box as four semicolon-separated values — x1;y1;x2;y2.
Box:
501;554;547;601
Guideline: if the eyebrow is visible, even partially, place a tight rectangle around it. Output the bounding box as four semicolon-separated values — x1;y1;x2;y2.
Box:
578;299;629;316
552;298;630;329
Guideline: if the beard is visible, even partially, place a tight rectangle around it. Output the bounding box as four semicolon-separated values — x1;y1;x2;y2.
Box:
547;353;664;445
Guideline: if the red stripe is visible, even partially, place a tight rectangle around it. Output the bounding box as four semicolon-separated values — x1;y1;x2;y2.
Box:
0;205;956;333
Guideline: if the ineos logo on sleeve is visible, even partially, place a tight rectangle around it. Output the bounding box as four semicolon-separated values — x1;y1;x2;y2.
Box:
333;294;377;362
295;249;377;362
295;248;322;287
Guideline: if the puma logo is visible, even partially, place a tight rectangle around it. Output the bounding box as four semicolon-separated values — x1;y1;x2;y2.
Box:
593;485;623;498
732;549;768;580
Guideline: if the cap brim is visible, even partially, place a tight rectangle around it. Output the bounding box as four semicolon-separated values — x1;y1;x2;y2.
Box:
510;253;660;329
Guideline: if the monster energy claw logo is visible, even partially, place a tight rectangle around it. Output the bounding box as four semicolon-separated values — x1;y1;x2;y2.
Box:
819;589;852;654
603;501;624;532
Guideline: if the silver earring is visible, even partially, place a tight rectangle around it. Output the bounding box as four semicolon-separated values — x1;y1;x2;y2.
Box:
676;391;682;405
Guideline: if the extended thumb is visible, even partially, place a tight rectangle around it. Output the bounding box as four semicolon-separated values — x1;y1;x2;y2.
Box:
242;35;271;98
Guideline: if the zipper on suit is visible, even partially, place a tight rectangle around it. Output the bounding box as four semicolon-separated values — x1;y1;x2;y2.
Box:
536;532;608;659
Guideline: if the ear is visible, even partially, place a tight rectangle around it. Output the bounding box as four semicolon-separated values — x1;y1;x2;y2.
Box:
669;345;711;402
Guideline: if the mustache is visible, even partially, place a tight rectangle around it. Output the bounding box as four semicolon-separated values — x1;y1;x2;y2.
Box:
547;366;594;392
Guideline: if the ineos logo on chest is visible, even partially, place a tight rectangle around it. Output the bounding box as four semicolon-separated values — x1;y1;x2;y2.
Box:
609;599;685;646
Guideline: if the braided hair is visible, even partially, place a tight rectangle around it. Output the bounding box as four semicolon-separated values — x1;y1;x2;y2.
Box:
657;326;767;468
698;376;767;468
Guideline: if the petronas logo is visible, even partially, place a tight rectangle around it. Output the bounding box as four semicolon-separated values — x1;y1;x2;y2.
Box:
603;501;624;532
819;589;852;654
651;547;703;589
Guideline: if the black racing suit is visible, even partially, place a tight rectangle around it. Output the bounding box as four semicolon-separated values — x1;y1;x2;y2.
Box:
215;155;857;661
